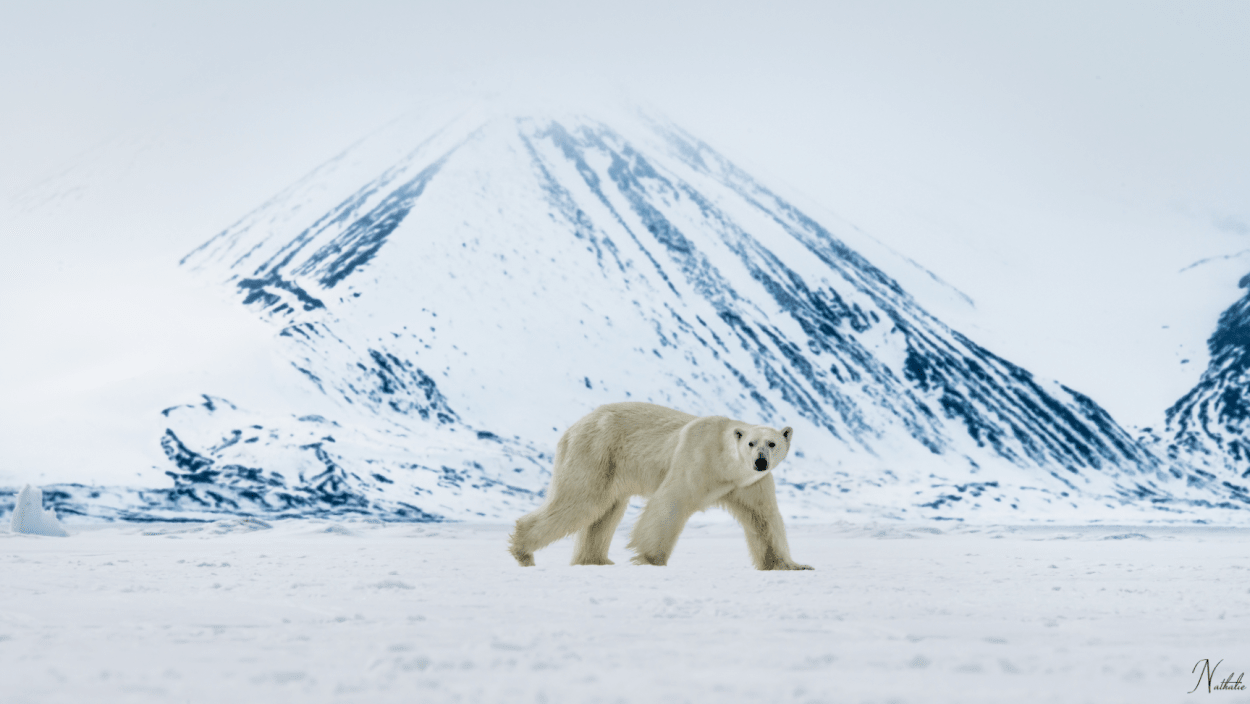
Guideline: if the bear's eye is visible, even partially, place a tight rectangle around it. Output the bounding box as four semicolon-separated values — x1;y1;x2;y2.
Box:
734;430;742;440
768;442;775;448
748;442;755;447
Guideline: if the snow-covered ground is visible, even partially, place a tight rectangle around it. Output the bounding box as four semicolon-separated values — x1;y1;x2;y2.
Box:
3;517;1247;703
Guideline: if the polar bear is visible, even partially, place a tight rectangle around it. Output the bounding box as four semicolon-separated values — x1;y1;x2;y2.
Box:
508;402;812;570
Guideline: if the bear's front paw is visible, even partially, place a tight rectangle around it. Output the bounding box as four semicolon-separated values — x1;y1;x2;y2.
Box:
572;557;615;566
630;553;667;566
764;561;814;571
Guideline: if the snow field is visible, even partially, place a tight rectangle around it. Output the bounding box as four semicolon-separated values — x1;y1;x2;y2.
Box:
1;518;1248;703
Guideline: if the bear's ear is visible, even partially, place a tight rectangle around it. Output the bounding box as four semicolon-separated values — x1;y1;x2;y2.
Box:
782;426;793;442
734;429;743;440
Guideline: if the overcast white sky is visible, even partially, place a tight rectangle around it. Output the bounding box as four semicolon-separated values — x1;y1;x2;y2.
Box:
2;0;1249;483
3;1;1247;203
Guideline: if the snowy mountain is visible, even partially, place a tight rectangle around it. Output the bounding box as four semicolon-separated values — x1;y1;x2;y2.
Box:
12;105;1239;523
1158;274;1250;504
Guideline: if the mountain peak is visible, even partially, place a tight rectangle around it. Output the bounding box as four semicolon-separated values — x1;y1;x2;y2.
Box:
123;105;1239;522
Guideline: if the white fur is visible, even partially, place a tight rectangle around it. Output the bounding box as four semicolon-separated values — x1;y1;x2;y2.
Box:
509;402;812;570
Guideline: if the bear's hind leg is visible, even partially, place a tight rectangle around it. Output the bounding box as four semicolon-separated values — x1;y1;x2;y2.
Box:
508;512;541;566
571;499;627;565
509;496;616;566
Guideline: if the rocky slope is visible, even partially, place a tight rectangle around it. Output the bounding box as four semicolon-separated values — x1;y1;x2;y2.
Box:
1157;273;1250;507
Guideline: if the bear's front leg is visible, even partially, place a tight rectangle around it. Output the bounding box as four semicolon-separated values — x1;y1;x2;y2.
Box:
627;488;695;566
720;474;813;571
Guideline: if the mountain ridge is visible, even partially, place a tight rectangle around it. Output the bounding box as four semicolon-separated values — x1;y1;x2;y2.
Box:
9;104;1242;523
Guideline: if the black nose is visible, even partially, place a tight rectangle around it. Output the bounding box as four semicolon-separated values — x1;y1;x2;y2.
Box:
754;457;768;472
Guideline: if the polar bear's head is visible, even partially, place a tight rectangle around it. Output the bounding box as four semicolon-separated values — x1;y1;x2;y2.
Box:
732;424;793;485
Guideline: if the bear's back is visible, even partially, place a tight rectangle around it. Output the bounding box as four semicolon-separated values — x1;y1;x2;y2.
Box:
560;403;700;495
592;402;696;427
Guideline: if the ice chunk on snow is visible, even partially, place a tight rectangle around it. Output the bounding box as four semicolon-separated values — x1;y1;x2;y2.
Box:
10;485;69;536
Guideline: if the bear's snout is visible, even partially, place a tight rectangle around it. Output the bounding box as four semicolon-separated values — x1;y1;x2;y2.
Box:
754;456;769;472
